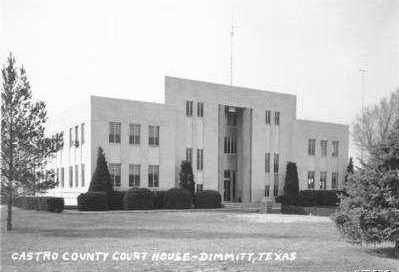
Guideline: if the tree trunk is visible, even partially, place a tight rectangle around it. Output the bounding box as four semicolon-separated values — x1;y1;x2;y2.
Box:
395;240;399;259
7;188;12;231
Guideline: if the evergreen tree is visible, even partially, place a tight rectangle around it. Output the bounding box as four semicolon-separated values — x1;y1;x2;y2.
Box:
1;53;63;231
179;160;195;196
88;147;113;199
344;157;354;184
283;162;299;205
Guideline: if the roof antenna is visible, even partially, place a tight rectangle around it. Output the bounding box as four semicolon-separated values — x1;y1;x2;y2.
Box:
230;10;239;86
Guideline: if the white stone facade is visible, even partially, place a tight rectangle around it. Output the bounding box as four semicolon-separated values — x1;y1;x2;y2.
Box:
46;77;349;205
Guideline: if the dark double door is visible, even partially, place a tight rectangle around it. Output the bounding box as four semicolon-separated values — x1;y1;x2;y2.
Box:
223;169;236;201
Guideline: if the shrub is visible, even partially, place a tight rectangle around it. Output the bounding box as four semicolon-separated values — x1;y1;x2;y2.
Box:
164;188;192;209
297;190;341;207
153;190;167;209
88;147;113;202
77;192;109;211
179;160;195;196
109;191;125;210
194;190;221;209
123;188;154;210
14;196;64;212
283;162;299;205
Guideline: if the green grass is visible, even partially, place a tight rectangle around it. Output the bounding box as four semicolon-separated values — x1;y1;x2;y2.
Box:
1;206;397;272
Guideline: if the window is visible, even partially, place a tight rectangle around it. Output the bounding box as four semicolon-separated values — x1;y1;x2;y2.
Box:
110;163;121;187
109;122;121;143
186;148;193;163
274;112;280;125
129;124;140;144
75;165;78;187
320;171;327;190
186;100;193;116
69;166;73;187
273;153;279;173
75;125;79;146
332;172;339;189
69;128;73;147
197;102;204;117
61;167;64;187
81;123;85;145
148;125;160;146
265;153;270;173
265;110;271;124
197;149;204;170
129;164;140;187
265;185;270;197
196;184;203;192
148;165;159;187
225;106;237;126
307;171;315;189
224;136;237;154
332;141;339;157
56;168;59;184
321;140;328;157
81;164;85;187
308;139;316;155
273;174;279;196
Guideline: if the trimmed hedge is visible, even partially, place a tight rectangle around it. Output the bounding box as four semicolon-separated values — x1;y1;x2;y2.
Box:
109;191;125;210
194;190;222;209
123;188;154;210
14;196;64;212
164;188;192;209
153;190;167;209
78;192;109;211
277;190;345;207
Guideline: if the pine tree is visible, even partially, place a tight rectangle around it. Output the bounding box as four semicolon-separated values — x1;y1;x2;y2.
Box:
88;147;113;199
1;53;63;231
179;160;195;196
283;162;299;205
344;157;354;184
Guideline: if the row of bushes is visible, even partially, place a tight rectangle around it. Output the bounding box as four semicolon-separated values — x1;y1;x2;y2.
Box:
276;190;346;207
78;188;222;211
14;196;64;212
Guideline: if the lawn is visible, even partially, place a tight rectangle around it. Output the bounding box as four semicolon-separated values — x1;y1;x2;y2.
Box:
1;206;398;272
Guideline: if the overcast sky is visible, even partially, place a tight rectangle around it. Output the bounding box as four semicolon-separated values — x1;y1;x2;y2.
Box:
2;0;399;158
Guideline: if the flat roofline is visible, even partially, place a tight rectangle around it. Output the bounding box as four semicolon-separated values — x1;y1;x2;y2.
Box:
90;95;174;109
165;76;297;99
296;118;349;128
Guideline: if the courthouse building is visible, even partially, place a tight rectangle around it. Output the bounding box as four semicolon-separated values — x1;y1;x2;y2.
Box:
47;77;349;205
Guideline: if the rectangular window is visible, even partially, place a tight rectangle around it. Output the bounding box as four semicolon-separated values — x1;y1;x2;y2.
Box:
148;165;159;187
321;140;327;157
81;164;85;187
196;184;203;192
332;172;339;189
69;166;73;187
273;153;279;173
129;124;141;144
197;149;204;170
148;125;160;146
61;167;65;188
265;110;271;124
81;123;85;145
69;128;73;147
307;171;315;189
186;147;193;163
274;112;280;125
332;141;339;157
56;168;59;185
75;165;78;187
75;125;79;146
109;163;121;187
265;153;270;173
129;164;140;187
109;122;121;143
197;102;204;117
186;100;193;116
320;171;327;190
224;136;237;154
265;185;270;197
225;106;237;126
273;174;279;196
308;139;316;155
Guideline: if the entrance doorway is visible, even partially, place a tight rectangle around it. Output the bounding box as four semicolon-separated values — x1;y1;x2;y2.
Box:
223;169;236;201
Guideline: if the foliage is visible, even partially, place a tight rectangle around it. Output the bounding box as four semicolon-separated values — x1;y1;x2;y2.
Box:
77;192;109;211
109;191;125;210
283;162;299;205
88;147;113;200
1;53;63;230
14;196;64;212
179;160;195;196
194;190;222;209
344;157;354;185
153;190;167;209
123;188;154;210
164;188;192;209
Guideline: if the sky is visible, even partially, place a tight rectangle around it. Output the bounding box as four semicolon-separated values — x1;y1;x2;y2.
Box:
1;0;399;158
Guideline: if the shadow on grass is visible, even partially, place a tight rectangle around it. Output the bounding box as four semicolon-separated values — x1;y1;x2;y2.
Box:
12;227;304;240
363;247;398;260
